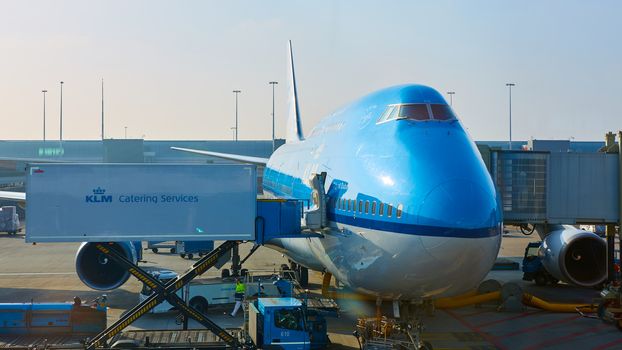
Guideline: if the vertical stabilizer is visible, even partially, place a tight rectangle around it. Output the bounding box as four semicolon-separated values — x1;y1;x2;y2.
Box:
286;40;304;143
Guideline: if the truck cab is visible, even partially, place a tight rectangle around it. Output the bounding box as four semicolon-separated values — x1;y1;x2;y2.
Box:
249;298;328;350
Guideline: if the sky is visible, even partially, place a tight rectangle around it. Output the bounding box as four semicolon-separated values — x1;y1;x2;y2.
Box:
0;1;620;141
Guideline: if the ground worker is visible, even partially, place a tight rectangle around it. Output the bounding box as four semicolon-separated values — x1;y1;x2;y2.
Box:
230;278;246;317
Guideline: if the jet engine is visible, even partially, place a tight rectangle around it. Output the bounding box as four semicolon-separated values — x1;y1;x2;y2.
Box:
539;225;606;287
75;242;138;290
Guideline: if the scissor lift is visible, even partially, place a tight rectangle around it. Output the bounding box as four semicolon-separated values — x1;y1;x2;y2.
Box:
86;240;242;349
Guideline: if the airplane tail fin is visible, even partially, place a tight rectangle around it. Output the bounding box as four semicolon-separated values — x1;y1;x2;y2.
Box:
286;40;304;143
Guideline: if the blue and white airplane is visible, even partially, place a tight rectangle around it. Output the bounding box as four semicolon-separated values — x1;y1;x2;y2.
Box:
173;41;503;300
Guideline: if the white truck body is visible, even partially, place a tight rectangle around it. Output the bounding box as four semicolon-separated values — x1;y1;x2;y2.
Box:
139;271;282;313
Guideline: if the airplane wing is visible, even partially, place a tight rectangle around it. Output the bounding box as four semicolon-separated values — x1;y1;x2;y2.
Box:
171;147;269;165
0;191;25;202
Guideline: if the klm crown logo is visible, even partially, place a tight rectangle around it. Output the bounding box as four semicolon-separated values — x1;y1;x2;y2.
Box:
86;187;112;203
93;187;106;195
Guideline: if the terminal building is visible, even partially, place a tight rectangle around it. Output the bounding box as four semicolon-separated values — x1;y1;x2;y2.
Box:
0;139;286;188
0;137;615;222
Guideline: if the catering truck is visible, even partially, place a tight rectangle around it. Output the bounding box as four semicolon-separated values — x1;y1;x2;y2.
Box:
139;269;284;314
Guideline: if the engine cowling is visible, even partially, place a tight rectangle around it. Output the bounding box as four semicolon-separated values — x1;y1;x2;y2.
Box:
75;242;138;291
539;225;606;287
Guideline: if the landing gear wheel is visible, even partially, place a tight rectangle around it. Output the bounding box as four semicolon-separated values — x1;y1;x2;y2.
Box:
549;278;559;285
221;269;231;278
187;253;193;259
534;273;548;286
170;247;176;254
180;254;186;258
241;268;248;277
297;266;309;288
151;248;158;254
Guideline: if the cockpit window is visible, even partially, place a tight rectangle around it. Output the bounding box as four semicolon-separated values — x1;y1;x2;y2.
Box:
377;103;455;124
377;105;398;123
398;104;430;121
430;104;456;121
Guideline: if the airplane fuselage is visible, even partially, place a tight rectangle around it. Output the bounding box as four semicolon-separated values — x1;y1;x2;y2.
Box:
263;84;502;300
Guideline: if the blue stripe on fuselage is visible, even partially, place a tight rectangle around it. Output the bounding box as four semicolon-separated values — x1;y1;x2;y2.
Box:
328;212;500;238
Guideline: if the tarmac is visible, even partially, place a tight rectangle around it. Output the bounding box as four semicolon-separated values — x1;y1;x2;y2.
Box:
0;226;621;349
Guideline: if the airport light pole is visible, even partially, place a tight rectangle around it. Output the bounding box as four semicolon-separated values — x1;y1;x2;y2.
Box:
41;89;47;141
124;126;127;139
447;91;455;106
101;78;105;140
506;83;515;150
59;81;64;141
269;81;278;151
233;90;241;141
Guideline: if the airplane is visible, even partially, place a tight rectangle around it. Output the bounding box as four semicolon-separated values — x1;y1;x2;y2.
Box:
172;41;503;301
0;41;605;307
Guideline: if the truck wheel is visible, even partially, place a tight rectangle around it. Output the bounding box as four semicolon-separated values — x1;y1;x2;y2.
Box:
187;254;193;259
152;248;158;254
221;269;231;278
170;247;176;254
535;273;548;286
189;297;208;314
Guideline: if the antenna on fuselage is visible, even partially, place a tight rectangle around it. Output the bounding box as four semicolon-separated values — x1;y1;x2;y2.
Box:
286;40;304;143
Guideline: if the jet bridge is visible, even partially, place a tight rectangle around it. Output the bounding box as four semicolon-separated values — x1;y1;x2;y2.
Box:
490;150;620;225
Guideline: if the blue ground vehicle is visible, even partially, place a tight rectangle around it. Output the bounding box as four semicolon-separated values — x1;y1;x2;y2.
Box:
522;242;559;286
248;297;329;350
0;300;106;335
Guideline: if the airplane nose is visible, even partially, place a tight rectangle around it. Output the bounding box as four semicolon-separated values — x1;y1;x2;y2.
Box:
417;179;497;229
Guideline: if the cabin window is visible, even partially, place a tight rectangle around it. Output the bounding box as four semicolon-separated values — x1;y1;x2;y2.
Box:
398;104;430;121
359;200;363;213
365;201;370;214
430;104;456;121
347;199;352;211
352;199;357;212
379;203;384;216
341;199;346;210
387;204;393;217
397;204;403;218
371;201;376;215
